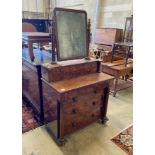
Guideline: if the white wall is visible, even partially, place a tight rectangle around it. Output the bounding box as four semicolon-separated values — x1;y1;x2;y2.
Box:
55;0;99;43
54;0;133;41
98;0;133;29
22;0;133;35
22;0;51;19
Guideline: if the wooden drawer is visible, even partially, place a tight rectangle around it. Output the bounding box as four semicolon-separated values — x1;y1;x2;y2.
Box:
102;65;118;76
64;108;101;135
63;91;103;135
42;61;99;82
63;92;102;113
61;84;105;104
102;63;133;77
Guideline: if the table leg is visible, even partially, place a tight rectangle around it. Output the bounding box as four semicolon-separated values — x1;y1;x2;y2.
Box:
113;77;119;97
125;74;129;81
28;41;34;61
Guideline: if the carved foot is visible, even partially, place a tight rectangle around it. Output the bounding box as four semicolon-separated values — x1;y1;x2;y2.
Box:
57;138;67;146
99;117;109;124
113;92;116;97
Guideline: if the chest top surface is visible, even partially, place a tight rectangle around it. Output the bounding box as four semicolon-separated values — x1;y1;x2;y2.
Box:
43;72;114;94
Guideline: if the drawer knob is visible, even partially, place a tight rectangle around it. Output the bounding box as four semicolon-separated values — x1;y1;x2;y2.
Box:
72;97;77;102
72;122;76;127
91;114;95;118
92;102;96;105
72;109;77;114
94;90;97;94
88;69;91;72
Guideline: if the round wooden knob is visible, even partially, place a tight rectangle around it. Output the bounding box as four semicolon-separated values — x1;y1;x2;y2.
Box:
94;90;97;94
72;122;76;127
92;102;96;105
58;68;62;73
91;114;95;118
72;109;77;114
72;97;77;102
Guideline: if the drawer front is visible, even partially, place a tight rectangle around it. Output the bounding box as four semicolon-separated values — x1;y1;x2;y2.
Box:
44;61;98;82
63;108;101;135
63;92;102;114
63;90;104;135
102;65;117;76
61;84;105;104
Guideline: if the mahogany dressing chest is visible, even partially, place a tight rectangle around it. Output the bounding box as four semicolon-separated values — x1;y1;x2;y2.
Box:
41;58;114;144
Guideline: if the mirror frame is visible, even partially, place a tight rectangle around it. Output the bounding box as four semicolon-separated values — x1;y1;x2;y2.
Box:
53;7;88;61
123;15;133;42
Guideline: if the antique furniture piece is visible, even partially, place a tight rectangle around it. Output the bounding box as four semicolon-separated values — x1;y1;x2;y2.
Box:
111;42;133;66
40;8;114;145
22;32;51;61
101;42;133;97
96;18;133;97
102;59;133;97
41;59;114;144
22;23;37;49
123;15;133;42
22;48;52;122
95;28;123;46
93;28;123;62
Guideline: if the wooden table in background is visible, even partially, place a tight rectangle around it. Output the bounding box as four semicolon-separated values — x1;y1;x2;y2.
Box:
22;32;51;61
102;59;133;97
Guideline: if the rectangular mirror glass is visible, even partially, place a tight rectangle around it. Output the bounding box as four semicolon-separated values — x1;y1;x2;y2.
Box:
54;8;88;61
